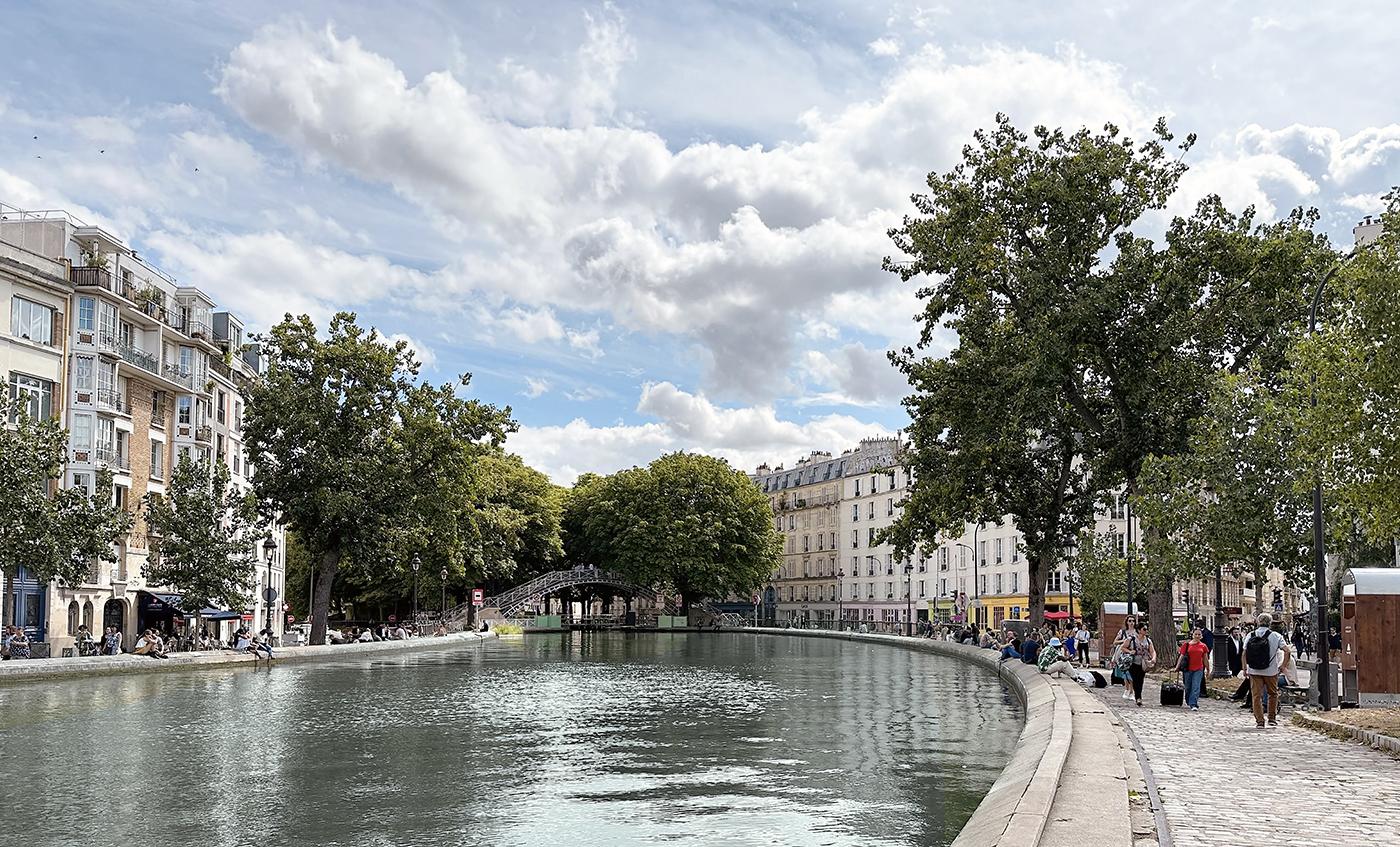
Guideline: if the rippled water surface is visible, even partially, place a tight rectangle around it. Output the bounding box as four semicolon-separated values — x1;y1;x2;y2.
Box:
2;633;1022;847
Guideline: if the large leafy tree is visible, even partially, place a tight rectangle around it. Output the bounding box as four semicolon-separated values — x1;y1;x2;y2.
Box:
143;456;262;619
0;402;131;586
242;313;514;644
887;115;1335;657
469;452;564;587
884;301;1098;628
568;453;781;613
1292;196;1400;545
1133;371;1312;613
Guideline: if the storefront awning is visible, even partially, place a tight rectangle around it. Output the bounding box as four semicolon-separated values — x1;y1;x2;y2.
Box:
139;591;184;608
184;608;241;621
1044;611;1071;620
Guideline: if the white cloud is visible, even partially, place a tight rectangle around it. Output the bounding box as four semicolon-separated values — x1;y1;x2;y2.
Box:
215;23;1169;399
388;332;436;369
494;307;565;344
566;326;603;358
511;380;896;483
799;342;907;406
868;37;901;58
523;376;551;398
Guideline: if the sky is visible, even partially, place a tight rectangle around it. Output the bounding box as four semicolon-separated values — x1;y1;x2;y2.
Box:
3;1;1398;484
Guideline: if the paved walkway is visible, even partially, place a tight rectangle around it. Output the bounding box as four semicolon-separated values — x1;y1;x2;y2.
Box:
1093;676;1400;845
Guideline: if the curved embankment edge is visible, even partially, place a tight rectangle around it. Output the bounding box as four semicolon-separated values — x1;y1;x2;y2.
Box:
740;628;1135;847
0;630;497;685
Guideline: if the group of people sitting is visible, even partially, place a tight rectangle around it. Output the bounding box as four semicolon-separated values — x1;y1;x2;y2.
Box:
0;625;33;660
329;622;412;644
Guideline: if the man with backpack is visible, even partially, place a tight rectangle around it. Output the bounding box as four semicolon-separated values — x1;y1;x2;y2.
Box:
1245;612;1287;728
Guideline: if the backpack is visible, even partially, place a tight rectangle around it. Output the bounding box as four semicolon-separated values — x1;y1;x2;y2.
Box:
1245;630;1275;671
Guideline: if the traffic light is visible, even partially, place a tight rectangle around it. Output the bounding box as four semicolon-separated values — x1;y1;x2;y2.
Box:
1181;588;1190;604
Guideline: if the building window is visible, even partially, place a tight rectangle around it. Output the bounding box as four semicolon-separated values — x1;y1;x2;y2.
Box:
918;580;926;598
852;504;859;522
994;538;1003;563
995;573;1004;594
75;355;94;391
77;296;95;331
217;390;227;423
98;301;117;342
150;440;164;480
886;581;894;599
979;540;987;566
1047;571;1062;592
71;413;93;450
72;472;91;493
1012;538;1020;562
940;548;949;571
870;474;878;493
851;530;858;549
940;578;947;596
10;296;54;345
151;390;164;423
886;497;894;516
867;501;874;519
8;373;53;420
97;417;116;453
178;395;192;425
854;479;861;496
68;600;81;635
234;401;242;432
867;528;876;547
82;600;94;629
1011;572;1019;593
979;574;988;595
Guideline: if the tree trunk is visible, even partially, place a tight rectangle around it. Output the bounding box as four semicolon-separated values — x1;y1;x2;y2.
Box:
1027;547;1046;628
1147;579;1176;671
310;548;341;645
1254;561;1265;614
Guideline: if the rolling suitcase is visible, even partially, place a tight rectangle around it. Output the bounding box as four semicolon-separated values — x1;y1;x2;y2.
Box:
1160;675;1185;707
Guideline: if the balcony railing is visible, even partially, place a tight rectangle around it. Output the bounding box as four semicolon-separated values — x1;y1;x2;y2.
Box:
194;424;213;444
71;266;114;291
96;388;128;414
162;364;194;390
117;342;161;376
187;320;211;340
94;446;129;471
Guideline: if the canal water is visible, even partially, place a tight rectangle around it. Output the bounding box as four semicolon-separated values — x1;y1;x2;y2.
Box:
1;632;1022;847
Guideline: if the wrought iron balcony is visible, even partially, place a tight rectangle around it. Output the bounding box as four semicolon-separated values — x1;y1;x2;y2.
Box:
117;342;160;376
194;424;213;444
95;388;128;414
162;364;195;390
94;445;129;471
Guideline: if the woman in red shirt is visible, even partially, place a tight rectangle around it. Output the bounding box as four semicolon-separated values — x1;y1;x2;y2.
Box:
1178;628;1211;710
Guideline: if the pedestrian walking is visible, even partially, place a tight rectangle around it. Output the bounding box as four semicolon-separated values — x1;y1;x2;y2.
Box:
1226;626;1243;677
1123;623;1155;706
1177;628;1211;711
1245;612;1286;728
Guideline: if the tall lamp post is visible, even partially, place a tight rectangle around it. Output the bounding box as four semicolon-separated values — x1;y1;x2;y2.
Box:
440;566;448;623
261;536;277;640
411;554;421;635
836;569;845;630
1307;255;1357;711
956;526;981;627
903;561;914;636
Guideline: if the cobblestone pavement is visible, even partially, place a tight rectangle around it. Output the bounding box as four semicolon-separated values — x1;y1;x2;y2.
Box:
1092;677;1400;846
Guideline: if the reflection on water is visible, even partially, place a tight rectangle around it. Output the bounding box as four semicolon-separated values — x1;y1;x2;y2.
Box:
2;633;1022;847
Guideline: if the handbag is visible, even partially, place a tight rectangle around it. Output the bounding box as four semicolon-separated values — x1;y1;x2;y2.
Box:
1176;649;1190;672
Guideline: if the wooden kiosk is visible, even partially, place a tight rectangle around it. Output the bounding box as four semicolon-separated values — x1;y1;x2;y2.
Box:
1099;602;1141;663
1341;568;1400;706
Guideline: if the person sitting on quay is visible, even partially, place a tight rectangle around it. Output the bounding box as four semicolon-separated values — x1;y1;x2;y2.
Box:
133;629;168;659
247;635;273;663
998;630;1022;663
2;626;32;660
357;627;374;643
393;623;409;640
1038;637;1076;677
1020;631;1042;665
100;626;123;655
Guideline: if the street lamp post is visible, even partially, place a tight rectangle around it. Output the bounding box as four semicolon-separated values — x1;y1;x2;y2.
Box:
836;569;845;630
261;536;277;640
903;561;914;636
956;523;981;627
1306;256;1356;711
411;555;421;636
1212;559;1230;677
440;566;448;623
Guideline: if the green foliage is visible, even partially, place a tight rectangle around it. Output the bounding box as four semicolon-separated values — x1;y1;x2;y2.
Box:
563;453;782;611
469;452;564;583
1134;371;1312;605
1071;534;1129;623
0;401;131;586
1291;194;1400;542
242;312;515;642
886;114;1337;646
142;455;261;613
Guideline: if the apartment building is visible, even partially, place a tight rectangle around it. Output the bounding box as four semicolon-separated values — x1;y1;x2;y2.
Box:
752;451;845;625
0;207;284;653
0;233;72;640
838;437;920;628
